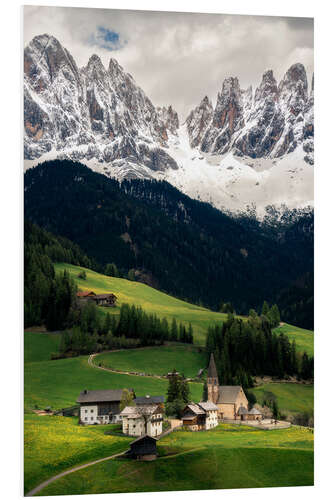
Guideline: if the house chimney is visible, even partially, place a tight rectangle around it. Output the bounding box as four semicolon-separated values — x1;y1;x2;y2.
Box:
83;389;88;394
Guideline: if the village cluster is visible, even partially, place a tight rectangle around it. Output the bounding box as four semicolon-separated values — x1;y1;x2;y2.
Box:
77;354;263;440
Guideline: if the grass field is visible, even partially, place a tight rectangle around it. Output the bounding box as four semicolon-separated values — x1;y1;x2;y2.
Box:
24;332;61;363
55;262;230;345
24;355;203;412
36;424;314;495
24;415;131;494
96;344;207;378
250;382;314;417
273;324;314;356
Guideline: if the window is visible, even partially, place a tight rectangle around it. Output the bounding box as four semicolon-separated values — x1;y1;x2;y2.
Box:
91;409;94;413
91;417;94;421
85;409;88;413
85;417;88;421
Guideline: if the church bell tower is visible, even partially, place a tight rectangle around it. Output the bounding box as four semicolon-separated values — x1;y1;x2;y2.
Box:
207;353;219;404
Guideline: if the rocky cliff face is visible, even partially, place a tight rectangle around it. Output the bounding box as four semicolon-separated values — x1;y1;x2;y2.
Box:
185;96;213;148
187;64;314;164
24;34;178;173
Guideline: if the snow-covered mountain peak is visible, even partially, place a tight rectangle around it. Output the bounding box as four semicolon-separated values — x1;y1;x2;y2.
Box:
24;35;313;215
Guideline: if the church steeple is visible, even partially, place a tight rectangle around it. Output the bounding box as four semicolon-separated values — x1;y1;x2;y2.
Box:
207;353;219;403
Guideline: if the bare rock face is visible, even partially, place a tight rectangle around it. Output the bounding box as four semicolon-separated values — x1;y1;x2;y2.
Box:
200;77;244;154
157;105;179;136
186;96;213;148
24;34;177;174
186;63;314;163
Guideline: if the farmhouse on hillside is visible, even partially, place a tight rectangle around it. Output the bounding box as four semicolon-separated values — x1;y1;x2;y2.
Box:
120;404;164;438
76;290;117;307
207;353;249;420
77;388;135;424
182;401;219;431
127;435;158;461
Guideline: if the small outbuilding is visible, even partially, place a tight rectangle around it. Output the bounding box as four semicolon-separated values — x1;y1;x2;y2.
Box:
247;407;263;421
237;405;249;421
128;435;158;461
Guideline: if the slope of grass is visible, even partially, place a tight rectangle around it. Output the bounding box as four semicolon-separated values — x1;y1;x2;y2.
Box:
36;424;314;496
96;345;206;378
24;355;203;413
55;262;230;345
250;382;314;416
273;323;314;356
24;332;61;363
24;415;131;495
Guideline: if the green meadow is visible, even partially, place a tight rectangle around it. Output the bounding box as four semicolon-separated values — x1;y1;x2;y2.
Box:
36;424;314;496
250;382;314;417
273;323;314;356
24;415;131;495
55;262;230;345
24;346;203;412
96;344;207;378
24;332;61;363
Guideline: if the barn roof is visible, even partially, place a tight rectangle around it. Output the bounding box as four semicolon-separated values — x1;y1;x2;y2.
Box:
92;293;117;300
198;401;219;411
130;434;158;445
217;386;243;404
186;403;206;415
77;389;133;403
120;404;159;418
134;395;164;405
207;353;218;379
77;290;96;297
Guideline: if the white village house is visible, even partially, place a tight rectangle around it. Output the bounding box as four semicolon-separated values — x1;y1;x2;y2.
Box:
77;389;135;425
120;404;164;438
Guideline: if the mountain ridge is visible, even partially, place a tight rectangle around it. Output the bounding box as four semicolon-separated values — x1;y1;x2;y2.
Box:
24;34;314;214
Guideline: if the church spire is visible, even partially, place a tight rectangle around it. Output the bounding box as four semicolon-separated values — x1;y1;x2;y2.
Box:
207;353;219;404
208;353;218;379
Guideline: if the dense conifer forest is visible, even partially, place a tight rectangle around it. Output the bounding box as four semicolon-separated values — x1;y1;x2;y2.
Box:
24;160;313;328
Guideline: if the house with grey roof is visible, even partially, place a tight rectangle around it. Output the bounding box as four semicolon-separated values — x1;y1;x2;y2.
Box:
77;388;135;425
120;404;163;437
207;353;249;420
182;401;219;431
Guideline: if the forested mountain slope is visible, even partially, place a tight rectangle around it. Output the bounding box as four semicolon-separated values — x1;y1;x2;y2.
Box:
24;160;313;326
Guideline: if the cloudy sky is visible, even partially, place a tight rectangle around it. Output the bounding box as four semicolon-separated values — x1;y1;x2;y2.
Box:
24;6;314;119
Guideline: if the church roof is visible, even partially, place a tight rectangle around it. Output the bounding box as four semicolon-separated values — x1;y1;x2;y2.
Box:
217;386;243;404
207;353;218;379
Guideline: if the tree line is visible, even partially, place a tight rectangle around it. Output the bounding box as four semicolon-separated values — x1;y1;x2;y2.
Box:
206;314;313;387
56;302;193;358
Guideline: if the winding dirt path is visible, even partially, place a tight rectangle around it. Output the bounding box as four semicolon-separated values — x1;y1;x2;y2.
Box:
88;351;201;384
25;451;127;497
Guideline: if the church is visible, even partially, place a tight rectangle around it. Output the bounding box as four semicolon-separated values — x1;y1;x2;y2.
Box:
207;353;249;420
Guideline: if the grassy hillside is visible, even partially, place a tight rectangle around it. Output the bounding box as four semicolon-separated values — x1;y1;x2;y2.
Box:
96;345;206;378
55;263;314;353
24;415;131;495
36;424;314;495
24;332;61;363
24;355;203;412
250;382;314;417
55;262;230;345
273;323;314;356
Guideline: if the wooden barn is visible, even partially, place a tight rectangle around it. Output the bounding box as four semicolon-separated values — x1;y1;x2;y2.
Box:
76;291;117;307
182;403;206;431
128;435;158;461
91;293;117;307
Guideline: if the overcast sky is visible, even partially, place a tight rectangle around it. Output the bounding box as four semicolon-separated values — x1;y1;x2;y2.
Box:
24;6;314;119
